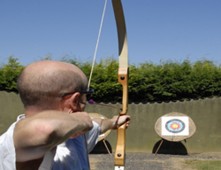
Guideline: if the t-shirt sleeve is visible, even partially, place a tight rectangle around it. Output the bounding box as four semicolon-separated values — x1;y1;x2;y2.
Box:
85;121;100;153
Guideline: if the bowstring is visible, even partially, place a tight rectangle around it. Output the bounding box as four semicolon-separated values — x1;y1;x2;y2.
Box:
86;0;120;110
87;1;119;156
87;0;108;90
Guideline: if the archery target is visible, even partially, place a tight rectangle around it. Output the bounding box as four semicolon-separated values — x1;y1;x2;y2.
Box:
161;116;189;136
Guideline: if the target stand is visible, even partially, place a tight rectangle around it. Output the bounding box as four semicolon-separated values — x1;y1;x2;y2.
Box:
154;112;196;155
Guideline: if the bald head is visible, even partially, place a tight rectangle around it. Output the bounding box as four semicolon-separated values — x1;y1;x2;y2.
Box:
17;60;88;108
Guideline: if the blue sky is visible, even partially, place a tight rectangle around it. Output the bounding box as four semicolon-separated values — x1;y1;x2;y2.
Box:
1;0;221;66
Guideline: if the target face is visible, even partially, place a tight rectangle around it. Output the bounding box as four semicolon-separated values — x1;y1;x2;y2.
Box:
165;119;185;133
161;116;189;136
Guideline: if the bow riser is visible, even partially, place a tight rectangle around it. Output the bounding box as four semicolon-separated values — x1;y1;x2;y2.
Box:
112;0;128;169
114;125;126;170
115;70;128;167
118;70;128;114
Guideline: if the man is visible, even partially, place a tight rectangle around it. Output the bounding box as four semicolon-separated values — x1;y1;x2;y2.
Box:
0;60;130;170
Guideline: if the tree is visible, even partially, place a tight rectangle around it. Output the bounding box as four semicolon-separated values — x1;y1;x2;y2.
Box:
0;57;24;92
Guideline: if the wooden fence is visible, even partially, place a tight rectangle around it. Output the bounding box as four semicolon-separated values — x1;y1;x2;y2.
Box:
1;91;221;153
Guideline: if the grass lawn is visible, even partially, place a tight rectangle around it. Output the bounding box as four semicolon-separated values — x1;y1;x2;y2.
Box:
185;160;221;170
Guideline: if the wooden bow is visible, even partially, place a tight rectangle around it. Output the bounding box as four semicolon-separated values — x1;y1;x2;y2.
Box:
112;0;128;169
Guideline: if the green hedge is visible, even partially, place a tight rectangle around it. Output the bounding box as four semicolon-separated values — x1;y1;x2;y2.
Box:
0;57;24;92
1;57;221;103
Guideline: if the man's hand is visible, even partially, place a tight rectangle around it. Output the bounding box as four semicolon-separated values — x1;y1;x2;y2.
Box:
111;115;130;129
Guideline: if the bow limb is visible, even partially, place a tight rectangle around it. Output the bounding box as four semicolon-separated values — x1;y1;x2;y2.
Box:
112;0;128;169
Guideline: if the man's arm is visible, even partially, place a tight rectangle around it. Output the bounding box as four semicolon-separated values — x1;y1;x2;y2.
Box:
93;115;130;134
14;110;93;162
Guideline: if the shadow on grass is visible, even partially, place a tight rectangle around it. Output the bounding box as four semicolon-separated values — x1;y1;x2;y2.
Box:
152;139;188;155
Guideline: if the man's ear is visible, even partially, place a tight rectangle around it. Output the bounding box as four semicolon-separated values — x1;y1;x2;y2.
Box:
69;92;81;111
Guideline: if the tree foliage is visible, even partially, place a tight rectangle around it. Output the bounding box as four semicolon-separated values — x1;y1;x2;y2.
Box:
0;57;24;92
1;57;221;103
